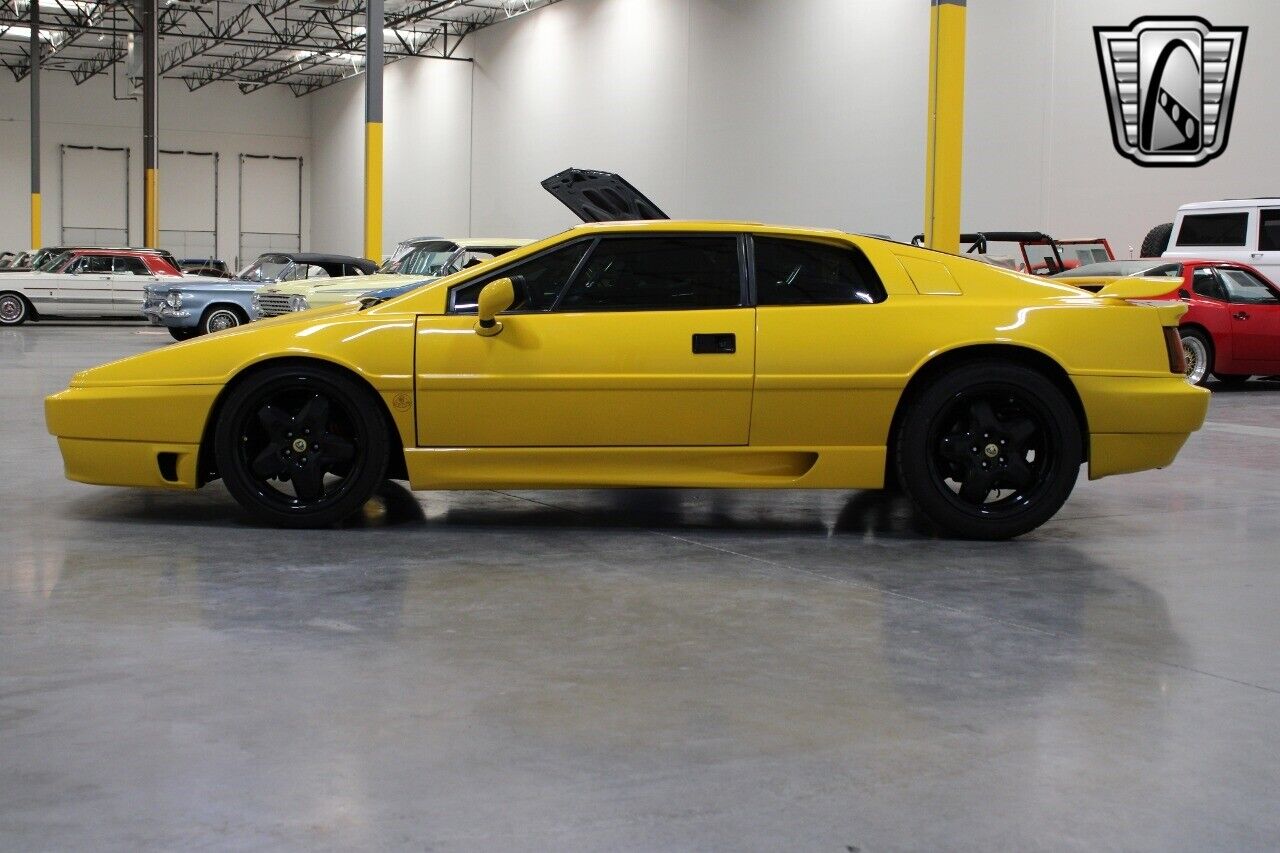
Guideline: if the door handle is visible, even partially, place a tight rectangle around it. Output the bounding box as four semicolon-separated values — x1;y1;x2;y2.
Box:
692;333;736;354
1234;311;1250;320
1251;253;1264;258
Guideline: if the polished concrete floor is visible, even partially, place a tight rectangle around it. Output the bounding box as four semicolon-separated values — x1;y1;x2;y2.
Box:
2;325;1279;851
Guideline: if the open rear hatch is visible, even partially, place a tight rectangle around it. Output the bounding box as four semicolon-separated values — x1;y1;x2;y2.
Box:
541;167;669;222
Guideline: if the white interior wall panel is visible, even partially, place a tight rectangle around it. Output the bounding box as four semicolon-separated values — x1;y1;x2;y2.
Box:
159;150;218;259
0;74;309;258
60;146;129;245
238;155;303;267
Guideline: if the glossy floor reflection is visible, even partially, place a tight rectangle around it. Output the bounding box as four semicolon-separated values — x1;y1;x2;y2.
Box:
2;326;1278;851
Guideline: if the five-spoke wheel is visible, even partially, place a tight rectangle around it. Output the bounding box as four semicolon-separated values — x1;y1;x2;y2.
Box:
895;361;1082;539
214;365;389;527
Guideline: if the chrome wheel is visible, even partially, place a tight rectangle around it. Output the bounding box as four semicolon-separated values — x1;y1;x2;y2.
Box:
204;308;242;334
0;293;26;325
1181;333;1209;386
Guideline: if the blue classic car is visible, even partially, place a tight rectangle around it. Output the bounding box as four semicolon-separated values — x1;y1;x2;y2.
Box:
144;252;376;340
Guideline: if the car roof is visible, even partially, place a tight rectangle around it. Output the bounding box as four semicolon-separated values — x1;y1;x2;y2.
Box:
1177;199;1280;210
453;238;532;248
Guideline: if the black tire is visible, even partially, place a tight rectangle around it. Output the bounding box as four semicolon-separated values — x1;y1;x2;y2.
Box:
201;305;247;336
1140;222;1174;258
1180;328;1213;387
894;361;1082;540
213;364;390;528
168;326;199;342
0;292;30;326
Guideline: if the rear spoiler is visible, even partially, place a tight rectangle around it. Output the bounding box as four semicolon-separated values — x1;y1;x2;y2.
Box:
1093;276;1180;300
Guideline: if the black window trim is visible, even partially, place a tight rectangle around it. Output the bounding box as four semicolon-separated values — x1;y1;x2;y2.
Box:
748;233;888;307
448;232;750;315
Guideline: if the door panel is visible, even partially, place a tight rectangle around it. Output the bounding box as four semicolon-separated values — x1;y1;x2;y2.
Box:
415;309;756;447
1218;267;1280;364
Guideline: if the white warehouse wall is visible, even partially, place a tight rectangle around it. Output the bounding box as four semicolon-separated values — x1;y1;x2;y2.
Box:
309;53;474;257
307;0;1280;259
0;73;310;265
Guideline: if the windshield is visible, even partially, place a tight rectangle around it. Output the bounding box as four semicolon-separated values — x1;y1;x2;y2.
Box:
378;240;459;276
236;255;294;282
37;250;72;272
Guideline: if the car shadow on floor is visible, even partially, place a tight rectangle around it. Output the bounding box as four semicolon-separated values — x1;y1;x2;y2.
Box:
68;480;942;539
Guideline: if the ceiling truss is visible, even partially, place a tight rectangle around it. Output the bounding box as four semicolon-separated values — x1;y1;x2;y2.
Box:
0;0;558;95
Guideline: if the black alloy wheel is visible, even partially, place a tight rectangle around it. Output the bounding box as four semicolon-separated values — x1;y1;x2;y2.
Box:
895;361;1082;539
214;365;389;527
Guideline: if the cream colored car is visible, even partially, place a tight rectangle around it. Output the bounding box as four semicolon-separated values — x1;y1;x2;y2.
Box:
252;237;530;318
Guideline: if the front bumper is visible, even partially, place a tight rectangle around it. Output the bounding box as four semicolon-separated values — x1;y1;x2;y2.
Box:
46;383;220;489
1075;374;1210;479
143;305;193;328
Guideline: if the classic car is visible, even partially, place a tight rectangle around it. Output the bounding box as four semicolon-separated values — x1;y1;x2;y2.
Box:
0;248;192;325
45;169;1208;540
179;258;234;278
252;237;530;317
144;252;377;340
1056;259;1280;386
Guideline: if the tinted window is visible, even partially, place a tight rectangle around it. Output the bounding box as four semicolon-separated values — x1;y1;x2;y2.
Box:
1176;212;1248;247
557;236;741;311
114;256;150;275
1191;268;1226;300
1219;268;1280;304
1259;209;1280;252
78;255;114;274
754;237;886;305
450;242;590;313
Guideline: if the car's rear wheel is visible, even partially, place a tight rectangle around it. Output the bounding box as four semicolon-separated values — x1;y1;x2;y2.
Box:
213;364;389;528
1180;329;1212;386
895;361;1082;540
201;305;246;335
168;326;198;342
0;292;29;326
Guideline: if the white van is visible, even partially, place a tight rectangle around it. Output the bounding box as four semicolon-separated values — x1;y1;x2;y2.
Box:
1162;200;1280;281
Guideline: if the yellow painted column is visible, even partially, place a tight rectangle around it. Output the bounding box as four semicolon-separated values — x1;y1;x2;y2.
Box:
145;167;159;247
923;0;967;254
30;193;41;248
364;121;383;263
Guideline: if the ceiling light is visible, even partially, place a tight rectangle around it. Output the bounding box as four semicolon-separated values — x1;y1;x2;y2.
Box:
1;25;60;41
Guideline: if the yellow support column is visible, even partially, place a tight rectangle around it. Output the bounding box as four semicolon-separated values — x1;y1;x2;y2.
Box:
145;168;159;247
30;193;41;249
363;121;383;263
923;0;967;254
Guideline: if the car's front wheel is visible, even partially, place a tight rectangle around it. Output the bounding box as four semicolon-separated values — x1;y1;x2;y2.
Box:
894;361;1083;540
213;364;390;528
0;292;30;326
201;305;247;335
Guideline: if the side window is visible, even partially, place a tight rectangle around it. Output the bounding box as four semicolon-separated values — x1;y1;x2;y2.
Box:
1218;268;1280;304
1191;268;1226;300
449;242;590;314
754;237;886;305
1176;212;1248;247
305;265;331;280
113;256;150;275
1259;209;1280;252
556;236;741;312
82;255;115;274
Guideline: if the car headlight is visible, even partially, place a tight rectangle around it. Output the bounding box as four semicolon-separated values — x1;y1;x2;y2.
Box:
289;295;309;312
165;291;182;309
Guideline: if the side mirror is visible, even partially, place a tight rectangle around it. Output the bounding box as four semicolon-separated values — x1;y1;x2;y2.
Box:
475;277;516;337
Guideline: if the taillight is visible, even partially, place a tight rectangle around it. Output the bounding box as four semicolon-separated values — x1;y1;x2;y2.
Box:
1163;327;1186;374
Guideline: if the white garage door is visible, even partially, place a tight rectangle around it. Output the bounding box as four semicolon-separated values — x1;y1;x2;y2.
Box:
238;154;302;269
61;145;129;246
159;150;219;261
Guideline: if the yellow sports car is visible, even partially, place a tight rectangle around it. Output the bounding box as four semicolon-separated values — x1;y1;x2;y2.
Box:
44;171;1208;539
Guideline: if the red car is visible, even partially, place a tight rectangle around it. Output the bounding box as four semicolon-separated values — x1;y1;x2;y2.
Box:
1056;259;1280;386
